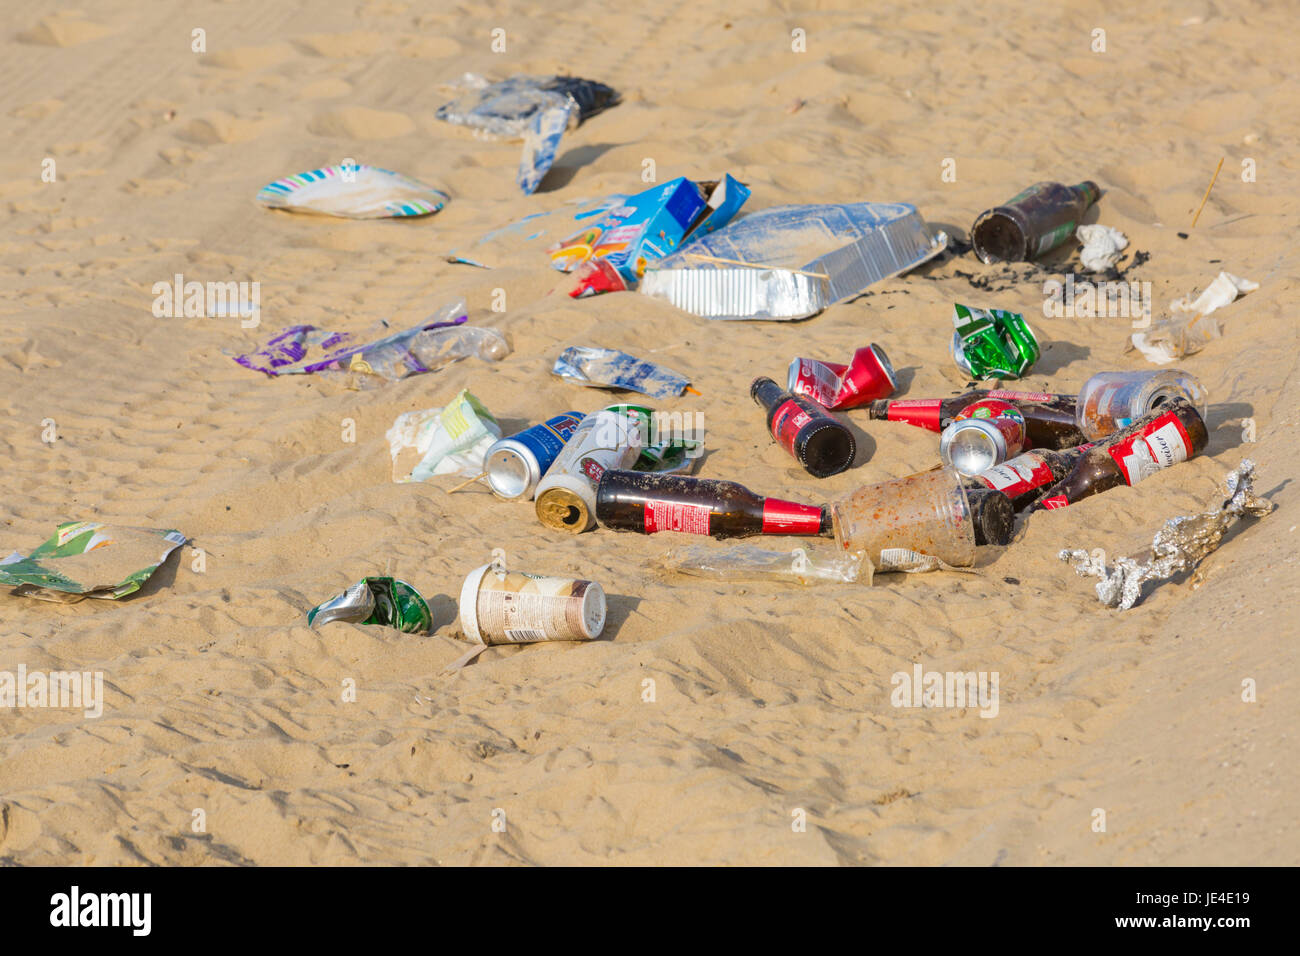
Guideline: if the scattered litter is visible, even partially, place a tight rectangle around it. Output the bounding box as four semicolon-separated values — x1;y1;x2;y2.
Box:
517;98;574;195
971;181;1099;263
644;201;946;319
446;564;607;671
307;577;432;633
388;390;501;483
435;74;617;139
256;163;448;219
550;176;750;282
657;544;870;585
950;303;1040;379
436;75;617;196
446;194;628;268
1059;459;1273;609
1076;224;1128;273
787;345;896;410
233;299;508;386
552;346;690;400
829;467;1012;570
1;523;186;602
1130;271;1257;363
535;409;643;533
566;258;629;298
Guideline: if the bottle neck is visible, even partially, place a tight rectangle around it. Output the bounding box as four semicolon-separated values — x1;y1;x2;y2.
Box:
759;496;827;535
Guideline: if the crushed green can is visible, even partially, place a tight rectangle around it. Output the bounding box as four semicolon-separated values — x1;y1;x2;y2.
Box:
950;303;1040;379
307;576;432;633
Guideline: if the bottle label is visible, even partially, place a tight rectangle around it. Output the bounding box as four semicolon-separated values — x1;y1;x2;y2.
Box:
1107;413;1192;485
643;499;711;535
884;399;941;432
1036;221;1075;256
1040;494;1070;510
761;499;823;535
771;399;813;454
976;454;1053;497
987;389;1053;403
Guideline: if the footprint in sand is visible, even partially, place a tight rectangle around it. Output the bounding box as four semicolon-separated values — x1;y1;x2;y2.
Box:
298;78;353;100
397;35;461;58
203;43;297;71
181;112;282;145
18;14;113;46
308;106;414;139
11;98;64;120
295;32;387;57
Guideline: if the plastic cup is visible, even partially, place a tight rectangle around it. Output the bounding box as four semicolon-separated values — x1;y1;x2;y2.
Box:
459;564;606;645
829;466;976;567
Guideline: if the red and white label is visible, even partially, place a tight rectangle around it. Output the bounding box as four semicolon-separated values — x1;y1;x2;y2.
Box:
1040;494;1070;510
1107;413;1193;485
760;499;824;535
643;499;711;535
790;359;843;408
772;399;814;453
976;454;1053;497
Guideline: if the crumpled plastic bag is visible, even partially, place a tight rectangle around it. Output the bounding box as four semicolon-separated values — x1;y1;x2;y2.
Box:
552;346;690;400
436;74;617;195
232;298;510;387
1129;271;1257;364
387;390;501;482
657;544;871;585
435;74;617;139
1076;224;1128;273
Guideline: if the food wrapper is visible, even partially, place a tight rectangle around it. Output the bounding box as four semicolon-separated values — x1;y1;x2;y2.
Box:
1;522;187;602
388;390;501;482
553;346;690;400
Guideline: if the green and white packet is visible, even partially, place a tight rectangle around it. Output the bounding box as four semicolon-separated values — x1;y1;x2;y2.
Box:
0;522;187;602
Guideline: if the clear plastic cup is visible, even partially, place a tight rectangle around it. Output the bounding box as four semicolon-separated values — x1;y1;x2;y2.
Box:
829;466;976;568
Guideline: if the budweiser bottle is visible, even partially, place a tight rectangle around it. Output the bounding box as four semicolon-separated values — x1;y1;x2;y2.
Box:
595;470;829;539
1028;399;1208;511
962;444;1094;512
750;376;856;478
868;390;1084;449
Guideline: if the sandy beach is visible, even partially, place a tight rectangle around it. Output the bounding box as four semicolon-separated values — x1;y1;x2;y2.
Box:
1;0;1297;865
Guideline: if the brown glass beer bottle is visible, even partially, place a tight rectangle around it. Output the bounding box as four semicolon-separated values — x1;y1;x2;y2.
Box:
868;390;1084;449
962;444;1094;512
595;470;830;539
1028;399;1208;511
751;376;856;478
971;181;1101;264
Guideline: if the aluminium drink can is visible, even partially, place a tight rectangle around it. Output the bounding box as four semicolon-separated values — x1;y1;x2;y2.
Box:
939;398;1028;477
485;412;585;500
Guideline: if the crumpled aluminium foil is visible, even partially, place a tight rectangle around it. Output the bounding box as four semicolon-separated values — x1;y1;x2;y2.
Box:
1059;459;1273;610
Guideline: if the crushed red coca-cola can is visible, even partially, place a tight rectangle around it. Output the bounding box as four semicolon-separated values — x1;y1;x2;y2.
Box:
787;344;896;410
567;258;630;299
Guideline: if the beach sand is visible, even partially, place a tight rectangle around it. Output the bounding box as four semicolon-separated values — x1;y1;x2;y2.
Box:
1;0;1296;865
